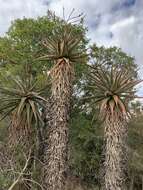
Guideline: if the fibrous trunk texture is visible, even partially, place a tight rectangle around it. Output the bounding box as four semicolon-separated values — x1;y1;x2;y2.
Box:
8;115;35;190
101;119;128;190
43;58;73;190
8;113;33;150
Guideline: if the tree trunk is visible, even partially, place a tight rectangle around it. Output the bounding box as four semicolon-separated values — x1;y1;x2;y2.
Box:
8;118;35;190
43;58;73;190
101;119;128;190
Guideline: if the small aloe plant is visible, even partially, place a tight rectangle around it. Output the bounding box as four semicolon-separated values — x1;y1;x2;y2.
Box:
0;73;48;144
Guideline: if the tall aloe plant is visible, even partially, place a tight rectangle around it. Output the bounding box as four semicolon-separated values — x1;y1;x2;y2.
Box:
40;23;86;190
0;73;47;189
86;65;141;190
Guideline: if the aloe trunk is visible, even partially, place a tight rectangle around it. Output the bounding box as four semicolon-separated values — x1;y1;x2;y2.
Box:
43;58;73;190
8;116;35;190
102;119;128;190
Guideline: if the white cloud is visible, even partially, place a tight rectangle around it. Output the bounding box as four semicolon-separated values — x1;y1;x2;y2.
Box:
0;0;48;35
110;16;136;31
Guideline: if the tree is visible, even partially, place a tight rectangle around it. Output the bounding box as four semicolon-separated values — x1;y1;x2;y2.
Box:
85;63;140;190
90;44;137;78
38;17;87;189
69;108;103;189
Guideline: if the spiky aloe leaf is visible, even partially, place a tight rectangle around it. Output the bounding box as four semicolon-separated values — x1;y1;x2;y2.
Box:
38;23;86;64
0;74;48;133
86;65;141;122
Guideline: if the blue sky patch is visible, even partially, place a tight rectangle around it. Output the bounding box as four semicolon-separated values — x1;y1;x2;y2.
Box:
112;0;136;12
122;0;136;7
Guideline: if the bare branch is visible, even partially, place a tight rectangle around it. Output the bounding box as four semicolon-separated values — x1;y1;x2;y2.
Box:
8;150;31;190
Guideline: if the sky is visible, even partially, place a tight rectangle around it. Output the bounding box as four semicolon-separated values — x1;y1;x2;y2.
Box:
0;0;143;94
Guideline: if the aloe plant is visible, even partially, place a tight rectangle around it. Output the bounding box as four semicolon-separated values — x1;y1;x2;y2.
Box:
0;73;48;189
40;22;86;190
86;65;141;190
0;74;47;139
